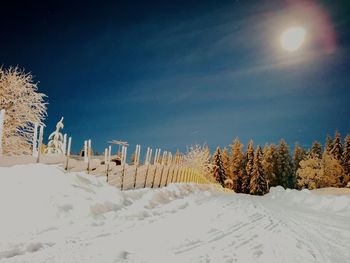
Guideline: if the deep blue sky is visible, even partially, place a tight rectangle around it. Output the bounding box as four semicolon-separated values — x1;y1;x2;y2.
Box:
1;0;350;154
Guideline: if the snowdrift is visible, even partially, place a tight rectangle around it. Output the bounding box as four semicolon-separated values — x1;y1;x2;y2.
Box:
267;186;350;215
0;164;349;263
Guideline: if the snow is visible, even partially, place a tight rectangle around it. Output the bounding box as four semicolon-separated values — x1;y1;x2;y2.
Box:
0;164;349;262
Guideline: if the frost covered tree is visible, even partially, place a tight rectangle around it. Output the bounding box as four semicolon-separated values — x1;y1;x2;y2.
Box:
309;141;322;159
262;144;277;188
184;144;214;181
321;153;345;187
297;157;322;189
212;147;226;186
0;66;47;154
250;145;268;195
330;131;343;162
222;147;232;182
46;117;65;154
276;139;294;188
343;135;350;179
242;140;254;193
231;138;244;192
297;152;345;189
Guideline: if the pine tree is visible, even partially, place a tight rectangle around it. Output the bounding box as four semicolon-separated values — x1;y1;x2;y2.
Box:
250;145;268;195
221;147;232;185
325;135;333;154
276;139;294;188
309;141;322;159
343;135;350;183
242;140;254;193
213;147;226;186
271;144;279;186
231;138;244;193
262;144;276;188
331;131;343;162
293;143;306;189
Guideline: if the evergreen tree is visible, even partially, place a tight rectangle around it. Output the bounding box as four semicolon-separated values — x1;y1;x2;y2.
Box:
212;147;226;186
250;145;268;195
343;135;350;181
262;144;276;188
231;138;244;193
242;140;254;193
221;147;232;185
271;144;280;186
294;143;306;172
294;143;307;189
276;139;294;188
309;141;322;159
325;134;333;154
331;131;343;162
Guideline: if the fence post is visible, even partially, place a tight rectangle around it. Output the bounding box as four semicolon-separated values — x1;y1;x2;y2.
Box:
182;167;187;182
175;166;180;183
143;148;152;188
106;146;111;181
0;109;5;156
158;151;167;188
32;122;38;157
176;167;181;183
121;145;127;190
169;165;176;184
151;148;160;188
65;137;72;170
134;144;141;189
164;153;172;186
87;139;91;174
63;134;67;156
37;125;44;163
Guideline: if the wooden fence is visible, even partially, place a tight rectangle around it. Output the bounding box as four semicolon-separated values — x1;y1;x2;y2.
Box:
0;109;218;191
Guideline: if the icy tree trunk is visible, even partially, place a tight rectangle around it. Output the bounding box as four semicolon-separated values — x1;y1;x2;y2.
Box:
0;109;5;156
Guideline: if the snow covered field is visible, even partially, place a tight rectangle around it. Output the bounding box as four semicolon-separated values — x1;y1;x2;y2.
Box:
0;164;349;263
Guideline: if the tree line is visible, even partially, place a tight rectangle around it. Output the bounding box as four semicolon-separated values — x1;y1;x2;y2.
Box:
211;131;350;195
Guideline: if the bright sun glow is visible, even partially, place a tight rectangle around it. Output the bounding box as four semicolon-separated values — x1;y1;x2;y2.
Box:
280;27;306;52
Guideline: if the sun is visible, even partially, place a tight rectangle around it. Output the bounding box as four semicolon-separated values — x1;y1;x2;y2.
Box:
280;27;306;52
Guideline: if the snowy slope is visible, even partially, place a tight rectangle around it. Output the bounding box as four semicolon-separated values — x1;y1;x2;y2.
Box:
0;164;349;263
